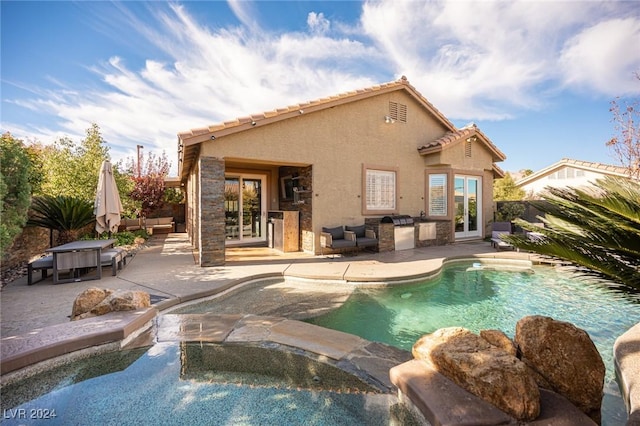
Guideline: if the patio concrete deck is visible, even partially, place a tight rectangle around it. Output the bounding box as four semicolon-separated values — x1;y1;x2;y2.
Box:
0;233;532;338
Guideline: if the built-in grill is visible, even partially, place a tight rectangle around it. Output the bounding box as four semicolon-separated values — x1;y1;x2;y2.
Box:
381;215;414;226
381;215;415;250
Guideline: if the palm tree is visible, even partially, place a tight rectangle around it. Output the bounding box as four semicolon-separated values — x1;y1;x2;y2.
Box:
27;196;95;245
504;177;640;289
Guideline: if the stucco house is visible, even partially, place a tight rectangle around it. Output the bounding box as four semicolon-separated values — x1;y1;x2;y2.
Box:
177;76;506;266
515;158;633;198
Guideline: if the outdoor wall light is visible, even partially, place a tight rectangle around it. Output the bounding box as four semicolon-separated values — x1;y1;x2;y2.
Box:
210;135;216;140
299;109;304;114
251;121;256;126
385;115;395;124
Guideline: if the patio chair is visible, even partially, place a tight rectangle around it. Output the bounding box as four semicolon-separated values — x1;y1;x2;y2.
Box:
345;225;378;251
491;222;514;250
320;226;357;256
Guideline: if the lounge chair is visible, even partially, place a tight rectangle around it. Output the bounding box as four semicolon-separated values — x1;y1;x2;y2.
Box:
491;222;514;250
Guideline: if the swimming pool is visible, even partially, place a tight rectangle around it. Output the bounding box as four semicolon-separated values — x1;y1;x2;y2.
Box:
4;259;636;424
306;260;640;425
0;342;417;425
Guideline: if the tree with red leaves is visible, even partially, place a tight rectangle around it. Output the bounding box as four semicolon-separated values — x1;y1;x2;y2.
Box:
128;151;170;219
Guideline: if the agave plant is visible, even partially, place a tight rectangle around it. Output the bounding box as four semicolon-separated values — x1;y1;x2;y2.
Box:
504;177;640;289
28;195;95;245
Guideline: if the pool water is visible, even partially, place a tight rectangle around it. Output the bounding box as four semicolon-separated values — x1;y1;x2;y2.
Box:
307;260;640;425
1;343;414;426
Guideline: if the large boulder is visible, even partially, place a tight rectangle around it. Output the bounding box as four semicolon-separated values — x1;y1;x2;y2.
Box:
71;287;113;319
71;287;150;320
515;315;605;423
412;327;540;421
480;329;517;357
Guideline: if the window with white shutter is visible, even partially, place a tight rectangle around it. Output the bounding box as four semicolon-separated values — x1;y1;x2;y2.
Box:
428;174;447;216
363;166;398;214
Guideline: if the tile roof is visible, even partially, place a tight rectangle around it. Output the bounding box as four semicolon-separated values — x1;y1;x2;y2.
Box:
418;123;507;162
178;76;455;145
515;158;634;186
177;77;504;181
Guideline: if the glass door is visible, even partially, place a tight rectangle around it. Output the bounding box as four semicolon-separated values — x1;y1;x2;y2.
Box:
454;175;482;239
224;174;266;245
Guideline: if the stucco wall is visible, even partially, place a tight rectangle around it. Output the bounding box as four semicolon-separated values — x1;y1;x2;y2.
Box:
185;89;502;253
198;91;454;249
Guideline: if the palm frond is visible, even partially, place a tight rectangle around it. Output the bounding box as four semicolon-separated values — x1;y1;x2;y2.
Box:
506;177;640;290
28;195;95;232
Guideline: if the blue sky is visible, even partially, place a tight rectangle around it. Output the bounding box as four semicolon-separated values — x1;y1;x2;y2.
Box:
2;1;639;176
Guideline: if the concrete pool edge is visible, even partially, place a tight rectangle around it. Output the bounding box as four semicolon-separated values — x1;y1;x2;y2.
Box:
614;322;640;424
0;311;413;396
1;308;157;376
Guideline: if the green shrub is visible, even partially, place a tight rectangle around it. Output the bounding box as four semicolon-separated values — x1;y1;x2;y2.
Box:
81;229;148;246
1;133;33;257
27;195;95;245
496;202;525;222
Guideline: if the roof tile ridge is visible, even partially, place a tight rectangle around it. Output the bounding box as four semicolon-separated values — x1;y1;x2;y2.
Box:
183;76;446;139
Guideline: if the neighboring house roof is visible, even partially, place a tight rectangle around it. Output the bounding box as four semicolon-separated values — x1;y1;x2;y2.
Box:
417;123;507;164
515;158;633;187
177;76;501;181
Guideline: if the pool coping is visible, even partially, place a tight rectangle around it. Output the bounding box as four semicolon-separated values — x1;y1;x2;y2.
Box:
614;322;640;424
0;308;157;376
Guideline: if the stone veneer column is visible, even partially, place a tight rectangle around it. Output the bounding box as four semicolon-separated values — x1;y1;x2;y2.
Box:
378;223;395;252
198;156;225;266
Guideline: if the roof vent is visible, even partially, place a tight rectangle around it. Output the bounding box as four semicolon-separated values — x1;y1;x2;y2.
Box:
389;101;407;123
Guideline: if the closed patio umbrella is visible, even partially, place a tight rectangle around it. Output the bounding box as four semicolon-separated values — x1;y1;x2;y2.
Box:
94;160;123;235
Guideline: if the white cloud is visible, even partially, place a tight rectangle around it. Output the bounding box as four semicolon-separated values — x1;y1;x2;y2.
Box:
307;12;330;35
227;0;262;32
360;0;639;118
2;0;639;174
559;17;640;95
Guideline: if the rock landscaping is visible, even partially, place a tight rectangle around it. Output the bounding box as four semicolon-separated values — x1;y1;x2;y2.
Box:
71;287;151;320
394;315;604;425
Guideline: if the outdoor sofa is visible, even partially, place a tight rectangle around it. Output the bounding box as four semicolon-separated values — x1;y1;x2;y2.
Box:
320;224;378;255
118;217;175;234
144;217;175;234
119;218;143;232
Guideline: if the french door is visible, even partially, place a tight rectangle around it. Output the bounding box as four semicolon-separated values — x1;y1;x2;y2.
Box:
454;175;482;239
224;174;267;245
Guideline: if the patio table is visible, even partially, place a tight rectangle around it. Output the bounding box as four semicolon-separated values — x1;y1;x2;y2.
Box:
46;239;116;284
